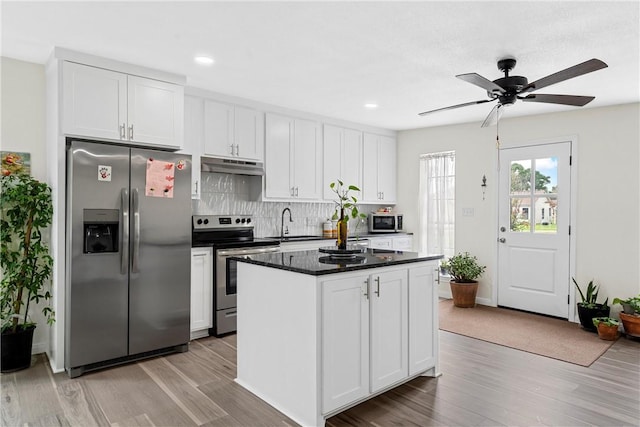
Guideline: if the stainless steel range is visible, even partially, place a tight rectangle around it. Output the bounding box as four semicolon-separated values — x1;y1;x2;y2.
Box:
192;215;280;336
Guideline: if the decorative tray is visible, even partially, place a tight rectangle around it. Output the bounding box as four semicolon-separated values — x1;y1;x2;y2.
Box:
319;246;366;259
319;255;367;265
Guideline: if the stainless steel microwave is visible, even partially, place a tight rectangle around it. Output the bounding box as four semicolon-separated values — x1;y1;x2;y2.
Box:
368;213;403;233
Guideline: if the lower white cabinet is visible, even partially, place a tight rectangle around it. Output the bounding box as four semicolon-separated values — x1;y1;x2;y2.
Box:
369;235;413;251
190;247;212;338
321;264;435;414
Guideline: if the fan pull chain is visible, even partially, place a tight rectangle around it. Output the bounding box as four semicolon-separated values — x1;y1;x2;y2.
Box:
496;113;501;171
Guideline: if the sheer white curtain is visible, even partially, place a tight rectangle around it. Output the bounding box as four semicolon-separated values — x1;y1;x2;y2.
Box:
419;151;455;259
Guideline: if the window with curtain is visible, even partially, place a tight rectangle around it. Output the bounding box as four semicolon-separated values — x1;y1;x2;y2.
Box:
419;151;455;260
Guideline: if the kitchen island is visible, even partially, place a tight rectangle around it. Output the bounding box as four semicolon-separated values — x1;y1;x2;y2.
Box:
234;248;443;427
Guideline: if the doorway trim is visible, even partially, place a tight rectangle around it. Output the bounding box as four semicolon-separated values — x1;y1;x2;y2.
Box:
491;134;579;322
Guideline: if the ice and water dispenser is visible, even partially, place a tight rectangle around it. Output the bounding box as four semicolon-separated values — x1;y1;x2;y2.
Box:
83;209;119;254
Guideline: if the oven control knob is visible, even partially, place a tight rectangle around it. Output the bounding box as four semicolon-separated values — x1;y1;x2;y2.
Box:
197;219;203;225
235;218;241;224
246;218;252;224
203;219;209;225
241;218;246;223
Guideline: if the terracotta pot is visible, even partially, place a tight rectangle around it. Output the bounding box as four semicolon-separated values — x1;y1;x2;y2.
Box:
450;280;478;308
619;312;640;337
596;323;618;341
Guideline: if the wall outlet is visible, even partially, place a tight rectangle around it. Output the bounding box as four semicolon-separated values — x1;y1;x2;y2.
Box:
462;208;475;217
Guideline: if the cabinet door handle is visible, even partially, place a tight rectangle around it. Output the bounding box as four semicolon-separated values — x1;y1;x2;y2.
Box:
290;187;295;196
195;180;198;195
120;123;126;139
295;187;299;197
128;124;134;140
374;276;380;297
236;144;240;156
230;145;234;155
435;268;440;284
363;278;370;300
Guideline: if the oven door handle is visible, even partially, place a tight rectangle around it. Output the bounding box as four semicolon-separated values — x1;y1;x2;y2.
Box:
217;246;280;257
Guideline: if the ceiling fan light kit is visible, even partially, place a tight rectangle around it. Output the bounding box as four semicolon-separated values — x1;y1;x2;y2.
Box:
419;57;608;127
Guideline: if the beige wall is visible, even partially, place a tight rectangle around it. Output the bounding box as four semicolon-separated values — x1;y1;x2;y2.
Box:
397;103;640;318
1;57;49;352
1;57;46;181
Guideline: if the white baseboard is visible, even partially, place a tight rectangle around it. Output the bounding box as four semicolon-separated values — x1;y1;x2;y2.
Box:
438;288;494;307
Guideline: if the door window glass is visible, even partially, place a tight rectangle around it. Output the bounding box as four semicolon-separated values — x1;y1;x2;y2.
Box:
509;157;558;234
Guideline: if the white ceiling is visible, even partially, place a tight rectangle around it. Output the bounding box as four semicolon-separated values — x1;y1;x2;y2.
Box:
2;1;639;131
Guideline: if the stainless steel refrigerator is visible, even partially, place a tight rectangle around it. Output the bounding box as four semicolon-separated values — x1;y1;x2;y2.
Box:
65;140;191;377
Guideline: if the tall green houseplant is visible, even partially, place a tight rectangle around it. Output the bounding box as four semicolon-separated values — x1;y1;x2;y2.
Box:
1;173;55;371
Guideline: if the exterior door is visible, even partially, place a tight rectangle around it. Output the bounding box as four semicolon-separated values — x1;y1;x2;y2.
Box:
498;142;571;318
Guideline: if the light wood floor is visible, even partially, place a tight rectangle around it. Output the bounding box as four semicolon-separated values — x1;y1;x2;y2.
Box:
2;331;639;426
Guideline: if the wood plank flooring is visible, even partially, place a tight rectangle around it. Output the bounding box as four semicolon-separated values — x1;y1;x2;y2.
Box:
2;331;638;426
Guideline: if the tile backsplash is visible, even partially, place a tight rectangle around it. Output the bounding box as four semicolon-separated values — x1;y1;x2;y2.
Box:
192;172;384;237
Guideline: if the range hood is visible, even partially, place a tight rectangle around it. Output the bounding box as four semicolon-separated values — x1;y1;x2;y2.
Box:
200;156;264;176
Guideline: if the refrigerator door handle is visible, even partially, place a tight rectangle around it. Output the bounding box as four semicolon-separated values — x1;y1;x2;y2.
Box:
132;188;140;273
121;188;129;275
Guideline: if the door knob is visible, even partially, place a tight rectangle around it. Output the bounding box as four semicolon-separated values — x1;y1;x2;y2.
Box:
500;226;506;232
499;237;506;243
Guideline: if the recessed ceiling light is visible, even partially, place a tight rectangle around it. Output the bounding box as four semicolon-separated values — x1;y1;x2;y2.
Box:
364;103;378;109
194;55;214;66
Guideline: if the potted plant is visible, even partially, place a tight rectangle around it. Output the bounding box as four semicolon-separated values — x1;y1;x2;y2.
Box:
441;252;486;308
592;317;619;341
572;278;609;332
328;180;366;250
1;173;55;372
613;294;640;337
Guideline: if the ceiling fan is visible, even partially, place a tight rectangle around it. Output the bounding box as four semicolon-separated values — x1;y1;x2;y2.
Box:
418;58;608;127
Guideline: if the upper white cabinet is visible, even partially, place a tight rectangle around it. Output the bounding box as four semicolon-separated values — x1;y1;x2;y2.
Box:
323;125;363;200
203;100;264;161
265;113;322;200
62;61;184;149
182;95;204;199
363;133;396;203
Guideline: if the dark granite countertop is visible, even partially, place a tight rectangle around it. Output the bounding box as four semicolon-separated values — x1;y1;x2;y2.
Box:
232;248;443;276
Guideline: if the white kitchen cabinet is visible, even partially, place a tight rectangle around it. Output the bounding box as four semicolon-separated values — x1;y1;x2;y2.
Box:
392;235;413;251
362;133;396;203
62;61;184;149
182;95;204;199
368;237;393;250
322;274;370;411
323;125;363;200
203;100;264;161
369;235;413;251
408;265;438;375
321;266;422;413
264;113;322;200
190;247;212;338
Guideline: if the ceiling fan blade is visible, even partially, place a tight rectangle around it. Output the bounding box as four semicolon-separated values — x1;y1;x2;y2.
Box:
418;99;495;116
481;104;503;128
520;94;595;106
456;73;506;94
520;58;608;94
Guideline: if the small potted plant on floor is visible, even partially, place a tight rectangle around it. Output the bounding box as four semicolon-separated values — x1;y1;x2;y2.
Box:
592;317;619;341
1;173;55;372
613;294;640;337
573;278;609;332
441;252;486;308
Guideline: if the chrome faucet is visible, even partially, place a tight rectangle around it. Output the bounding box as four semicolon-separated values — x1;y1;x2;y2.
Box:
281;207;293;238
